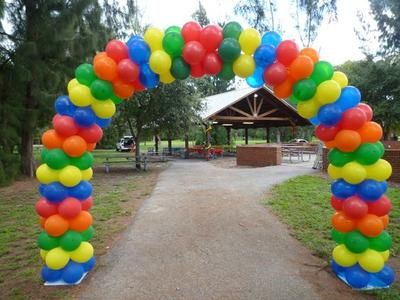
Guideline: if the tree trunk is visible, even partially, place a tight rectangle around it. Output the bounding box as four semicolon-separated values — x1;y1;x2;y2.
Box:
154;135;159;155
167;138;172;155
135;128;141;169
21;82;36;177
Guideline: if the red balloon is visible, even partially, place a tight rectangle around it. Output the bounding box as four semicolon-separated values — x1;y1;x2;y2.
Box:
330;195;343;211
263;62;288;86
58;197;82;219
182;21;202;42
202;52;223;75
183;41;206;65
105;40;128;63
81;196;93;211
199;25;223;52
315;125;339;141
52;114;79;137
368;195;392;217
339;107;367;130
276;40;299;66
343;196;368;219
190;64;205;78
117;59;139;83
358;103;373;121
79;124;103;143
132;80;145;92
35;198;58;218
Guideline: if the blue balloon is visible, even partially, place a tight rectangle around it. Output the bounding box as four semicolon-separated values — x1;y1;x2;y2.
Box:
41;266;63;282
73;107;96;127
128;39;150;65
376;265;395;286
54;95;76;117
139;64;160;89
38;184;46;196
331;179;357;198
345;264;370;289
246;66;265;88
95;116;112;128
68;181;93;200
317;103;343;126
331;259;346;275
309;116;320;126
43;182;68;203
126;35;144;47
254;44;276;68
261;31;282;48
336;86;361;111
357;180;386;201
82;256;96;272
62;261;85;284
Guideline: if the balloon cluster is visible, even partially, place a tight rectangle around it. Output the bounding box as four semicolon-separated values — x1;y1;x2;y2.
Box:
36;20;395;288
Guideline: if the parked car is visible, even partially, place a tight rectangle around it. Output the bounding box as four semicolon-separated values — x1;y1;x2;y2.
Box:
116;136;135;152
288;138;308;143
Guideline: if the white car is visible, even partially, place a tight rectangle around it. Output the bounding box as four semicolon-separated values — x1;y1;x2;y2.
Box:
288;139;308;143
116;136;135;152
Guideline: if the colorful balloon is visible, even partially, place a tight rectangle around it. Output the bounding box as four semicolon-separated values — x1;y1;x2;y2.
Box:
239;28;261;55
276;40;299;66
200;25;223;52
223;22;243;40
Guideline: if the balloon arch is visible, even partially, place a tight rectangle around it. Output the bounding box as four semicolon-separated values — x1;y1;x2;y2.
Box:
35;21;395;289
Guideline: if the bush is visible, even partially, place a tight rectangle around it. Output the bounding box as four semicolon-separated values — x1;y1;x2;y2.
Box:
0;150;20;186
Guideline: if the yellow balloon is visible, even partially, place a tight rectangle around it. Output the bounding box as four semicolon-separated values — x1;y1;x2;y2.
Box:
381;250;390;262
69;241;94;263
67;78;79;94
149;50;172;74
332;244;357;267
297;99;320;118
233;55;255;78
144;27;164;51
58;165;82;187
36;164;59;184
69;84;94;107
159;71;175;84
332;71;348;88
315;80;341;105
81;168;93;181
46;247;69;270
40;249;48;262
366;159;392;181
328;164;341;179
358;249;384;273
91;99;116;118
341;162;367;184
239;28;261;55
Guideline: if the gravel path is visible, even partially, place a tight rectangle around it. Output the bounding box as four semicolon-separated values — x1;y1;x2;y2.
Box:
79;160;368;300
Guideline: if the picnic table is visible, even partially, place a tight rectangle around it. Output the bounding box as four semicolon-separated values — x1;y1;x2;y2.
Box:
281;144;318;163
187;146;224;160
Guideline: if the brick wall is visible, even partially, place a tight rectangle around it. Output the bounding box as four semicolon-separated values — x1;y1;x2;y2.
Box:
237;144;282;167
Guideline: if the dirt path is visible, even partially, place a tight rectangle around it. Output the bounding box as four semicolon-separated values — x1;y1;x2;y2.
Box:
79;160;368;300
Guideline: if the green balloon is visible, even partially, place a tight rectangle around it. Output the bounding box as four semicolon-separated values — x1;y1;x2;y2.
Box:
223;21;243;40
331;229;346;244
90;79;113;100
369;231;392;251
376;141;385;156
328;148;354;167
59;231;82;251
165;25;181;35
70;152;94;170
344;231;369;253
218;38;241;62
289;95;299;105
170;57;190;80
81;226;95;241
217;63;235;80
293;79;317;101
38;231;59;250
163;32;184;57
45;149;70;169
41;148;49;163
310;61;333;85
75;64;97;86
111;94;123;105
355;143;382;165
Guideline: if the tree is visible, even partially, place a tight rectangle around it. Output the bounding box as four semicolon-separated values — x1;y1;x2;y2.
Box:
234;0;278;32
192;1;210;27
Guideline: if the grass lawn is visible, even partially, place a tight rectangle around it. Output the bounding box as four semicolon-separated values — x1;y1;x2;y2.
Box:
0;166;164;299
266;174;400;300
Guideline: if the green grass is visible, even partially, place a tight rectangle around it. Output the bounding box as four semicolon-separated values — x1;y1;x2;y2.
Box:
266;174;400;300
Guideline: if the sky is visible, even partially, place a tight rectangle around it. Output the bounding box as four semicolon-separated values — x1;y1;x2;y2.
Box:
136;0;379;65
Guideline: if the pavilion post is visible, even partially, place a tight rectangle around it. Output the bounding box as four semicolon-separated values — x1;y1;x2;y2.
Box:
184;134;189;159
245;127;248;144
167;138;172;155
226;127;231;146
266;127;270;143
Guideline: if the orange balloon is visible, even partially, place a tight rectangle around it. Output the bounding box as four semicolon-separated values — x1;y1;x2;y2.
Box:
93;52;108;65
289;55;314;80
324;140;336;149
332;211;356;233
41;129;65;149
112;79;135;99
273;77;295;98
357;214;384;237
334;129;361;152
381;215;389;228
94;55;117;81
299;47;319;63
69;211;93;232
358;121;383;143
44;214;69;237
62;135;87;157
87;143;96;152
40;217;46;228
